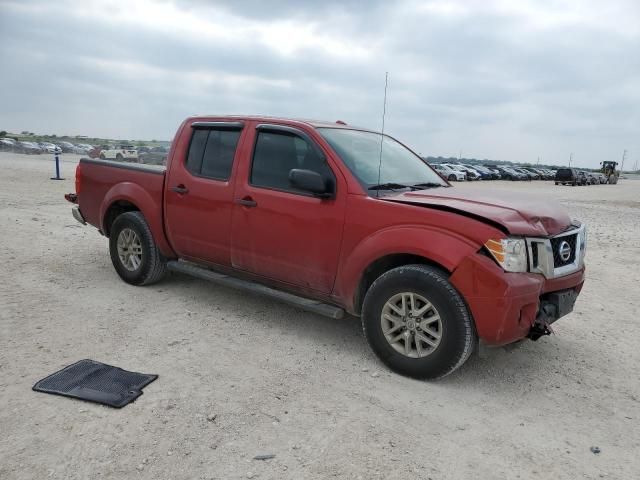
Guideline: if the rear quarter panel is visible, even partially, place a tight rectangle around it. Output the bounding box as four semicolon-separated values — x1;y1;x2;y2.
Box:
78;160;174;257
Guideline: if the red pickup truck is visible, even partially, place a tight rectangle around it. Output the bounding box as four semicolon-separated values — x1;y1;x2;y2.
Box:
66;116;586;379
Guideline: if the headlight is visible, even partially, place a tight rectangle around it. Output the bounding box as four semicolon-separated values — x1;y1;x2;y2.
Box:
485;238;528;272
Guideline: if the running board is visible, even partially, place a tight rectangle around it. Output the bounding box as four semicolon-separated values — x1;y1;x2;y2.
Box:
166;260;345;320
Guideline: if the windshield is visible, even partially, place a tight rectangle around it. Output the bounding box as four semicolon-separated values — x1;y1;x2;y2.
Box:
318;128;446;189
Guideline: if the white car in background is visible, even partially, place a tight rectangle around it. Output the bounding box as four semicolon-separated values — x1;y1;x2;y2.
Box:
39;142;62;153
99;144;138;162
442;163;476;180
431;163;466;181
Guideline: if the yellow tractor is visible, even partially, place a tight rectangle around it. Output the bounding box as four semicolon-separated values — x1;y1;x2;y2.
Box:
601;161;619;184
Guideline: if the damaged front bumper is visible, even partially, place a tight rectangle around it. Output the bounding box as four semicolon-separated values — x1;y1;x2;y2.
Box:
527;289;579;340
450;253;585;346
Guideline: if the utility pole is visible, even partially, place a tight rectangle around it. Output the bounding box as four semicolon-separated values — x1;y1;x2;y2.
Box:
537;156;540;165
569;152;573;167
620;149;627;173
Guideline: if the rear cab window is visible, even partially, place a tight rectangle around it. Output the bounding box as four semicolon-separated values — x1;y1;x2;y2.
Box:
186;126;242;181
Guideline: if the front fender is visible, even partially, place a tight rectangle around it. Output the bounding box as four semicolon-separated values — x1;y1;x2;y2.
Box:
335;225;480;313
100;182;175;258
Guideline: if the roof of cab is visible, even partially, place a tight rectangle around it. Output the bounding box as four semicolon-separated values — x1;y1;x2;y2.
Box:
187;115;375;132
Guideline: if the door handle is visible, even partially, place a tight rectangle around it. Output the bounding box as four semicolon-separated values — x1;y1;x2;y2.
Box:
235;197;257;208
170;185;189;194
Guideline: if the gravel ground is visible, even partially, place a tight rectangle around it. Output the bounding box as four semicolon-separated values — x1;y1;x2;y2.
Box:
0;152;638;479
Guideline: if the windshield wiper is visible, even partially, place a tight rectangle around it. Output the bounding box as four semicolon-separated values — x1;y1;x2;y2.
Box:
367;182;411;191
410;182;447;190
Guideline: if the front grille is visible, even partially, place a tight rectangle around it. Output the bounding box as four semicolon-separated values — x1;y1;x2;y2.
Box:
550;234;577;267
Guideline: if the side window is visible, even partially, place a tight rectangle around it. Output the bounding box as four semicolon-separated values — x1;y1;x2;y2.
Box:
185;128;241;180
250;130;334;193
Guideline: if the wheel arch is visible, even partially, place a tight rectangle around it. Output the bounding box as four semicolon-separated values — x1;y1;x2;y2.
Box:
100;182;176;258
336;226;479;315
353;253;450;316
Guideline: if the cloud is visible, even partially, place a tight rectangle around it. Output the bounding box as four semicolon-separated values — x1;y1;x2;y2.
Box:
0;0;637;166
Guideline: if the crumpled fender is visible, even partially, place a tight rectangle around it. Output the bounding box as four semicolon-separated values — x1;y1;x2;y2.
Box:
335;225;480;313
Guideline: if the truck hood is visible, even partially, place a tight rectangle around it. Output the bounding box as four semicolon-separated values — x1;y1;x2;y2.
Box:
382;188;572;237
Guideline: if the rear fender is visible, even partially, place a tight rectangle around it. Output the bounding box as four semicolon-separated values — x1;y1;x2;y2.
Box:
100;182;175;258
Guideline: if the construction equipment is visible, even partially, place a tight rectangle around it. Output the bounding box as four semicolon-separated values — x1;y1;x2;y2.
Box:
600;161;619;184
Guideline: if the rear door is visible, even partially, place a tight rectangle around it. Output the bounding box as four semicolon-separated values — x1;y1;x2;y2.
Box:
164;121;245;265
230;124;346;294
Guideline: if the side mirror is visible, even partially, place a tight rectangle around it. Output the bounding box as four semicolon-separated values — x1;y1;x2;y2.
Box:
289;169;333;197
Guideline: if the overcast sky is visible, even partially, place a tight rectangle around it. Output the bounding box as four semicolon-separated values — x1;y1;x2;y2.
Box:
1;0;638;167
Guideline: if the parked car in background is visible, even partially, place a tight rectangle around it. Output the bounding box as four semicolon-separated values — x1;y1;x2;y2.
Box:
138;146;170;166
460;165;488;180
431;163;465;181
511;167;533;180
470;164;498;179
99;144;138;161
483;166;502;179
577;171;591;185
0;138;16;151
585;172;599;185
489;166;524;180
442;163;473;181
538;168;554;180
555;168;587;186
75;144;94;154
15;141;43;154
89;144;110;158
446;164;479;180
38;142;62;153
523;167;547;180
56;141;77;153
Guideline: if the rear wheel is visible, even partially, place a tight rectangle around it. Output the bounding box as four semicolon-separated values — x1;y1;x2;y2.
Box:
99;153;106;160
116;153;123;162
362;265;476;379
109;211;166;286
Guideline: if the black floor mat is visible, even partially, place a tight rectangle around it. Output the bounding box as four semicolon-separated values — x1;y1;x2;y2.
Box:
33;359;157;408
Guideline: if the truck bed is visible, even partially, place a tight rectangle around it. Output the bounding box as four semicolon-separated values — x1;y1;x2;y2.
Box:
77;157;166;236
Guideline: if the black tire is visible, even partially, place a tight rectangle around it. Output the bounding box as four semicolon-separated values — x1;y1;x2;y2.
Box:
109;211;166;286
116;153;123;162
555;182;559;185
99;153;106;160
448;174;456;181
361;265;476;379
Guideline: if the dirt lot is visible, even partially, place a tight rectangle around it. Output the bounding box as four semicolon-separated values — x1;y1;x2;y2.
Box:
0;152;638;480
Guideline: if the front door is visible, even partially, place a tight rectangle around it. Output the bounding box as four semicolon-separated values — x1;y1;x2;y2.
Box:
230;125;346;294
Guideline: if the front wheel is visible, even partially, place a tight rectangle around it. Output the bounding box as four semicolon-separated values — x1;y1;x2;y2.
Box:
448;174;456;181
362;265;476;379
109;211;166;285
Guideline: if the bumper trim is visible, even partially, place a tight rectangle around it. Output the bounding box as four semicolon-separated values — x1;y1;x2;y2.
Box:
72;206;86;225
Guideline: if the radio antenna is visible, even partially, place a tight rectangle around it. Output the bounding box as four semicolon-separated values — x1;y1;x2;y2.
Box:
376;72;389;198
